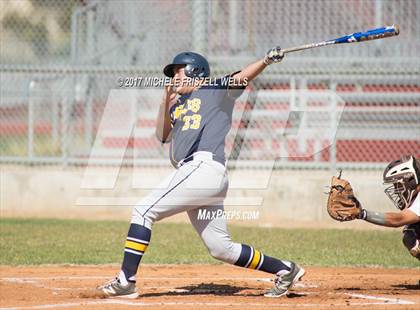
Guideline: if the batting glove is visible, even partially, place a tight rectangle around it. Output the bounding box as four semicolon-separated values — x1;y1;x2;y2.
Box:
263;46;284;65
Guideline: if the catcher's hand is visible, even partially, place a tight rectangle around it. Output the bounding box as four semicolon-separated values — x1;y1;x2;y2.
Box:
326;174;362;221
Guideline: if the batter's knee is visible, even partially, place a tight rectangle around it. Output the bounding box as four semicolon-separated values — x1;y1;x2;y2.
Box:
131;197;157;229
205;239;241;264
402;229;420;260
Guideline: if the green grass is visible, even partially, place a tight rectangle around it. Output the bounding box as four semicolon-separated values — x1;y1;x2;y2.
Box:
0;133;88;157
1;134;60;157
0;218;418;267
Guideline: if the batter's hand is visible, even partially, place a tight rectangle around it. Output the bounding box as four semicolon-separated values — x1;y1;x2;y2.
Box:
263;46;284;65
165;85;177;104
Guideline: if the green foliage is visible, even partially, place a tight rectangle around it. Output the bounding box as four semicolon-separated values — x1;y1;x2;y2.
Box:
2;0;80;60
2;13;49;57
0;218;418;267
29;0;80;33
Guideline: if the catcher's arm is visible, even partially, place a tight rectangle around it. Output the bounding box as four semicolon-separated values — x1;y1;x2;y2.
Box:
360;208;419;227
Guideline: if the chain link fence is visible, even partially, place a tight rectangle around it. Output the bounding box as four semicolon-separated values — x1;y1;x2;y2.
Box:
1;0;419;169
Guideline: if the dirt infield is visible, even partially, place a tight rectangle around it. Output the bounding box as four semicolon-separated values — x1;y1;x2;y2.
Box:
0;264;419;310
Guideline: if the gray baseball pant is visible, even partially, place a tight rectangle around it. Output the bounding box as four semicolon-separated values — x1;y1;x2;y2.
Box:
131;152;242;264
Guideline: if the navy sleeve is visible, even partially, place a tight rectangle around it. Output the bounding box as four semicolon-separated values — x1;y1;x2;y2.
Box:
225;71;246;99
208;71;246;99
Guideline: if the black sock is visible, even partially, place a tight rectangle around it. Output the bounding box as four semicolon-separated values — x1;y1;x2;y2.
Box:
121;223;151;282
234;244;291;274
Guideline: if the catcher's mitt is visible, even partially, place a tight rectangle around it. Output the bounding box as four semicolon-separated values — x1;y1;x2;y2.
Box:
327;173;361;221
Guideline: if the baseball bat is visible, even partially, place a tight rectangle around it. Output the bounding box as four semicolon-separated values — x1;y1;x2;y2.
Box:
282;24;399;54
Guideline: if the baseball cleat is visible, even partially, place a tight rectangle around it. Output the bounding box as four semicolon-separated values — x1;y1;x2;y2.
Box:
264;263;305;298
97;277;138;298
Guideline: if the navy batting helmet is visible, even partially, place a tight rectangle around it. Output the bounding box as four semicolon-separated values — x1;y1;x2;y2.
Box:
163;52;210;78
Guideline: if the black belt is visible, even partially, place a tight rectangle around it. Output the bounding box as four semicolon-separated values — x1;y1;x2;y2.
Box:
181;152;225;166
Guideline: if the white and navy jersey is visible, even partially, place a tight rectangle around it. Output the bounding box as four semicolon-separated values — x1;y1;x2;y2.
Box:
408;194;420;217
168;74;245;167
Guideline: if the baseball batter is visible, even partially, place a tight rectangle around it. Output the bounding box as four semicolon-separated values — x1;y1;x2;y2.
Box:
98;49;305;298
327;155;420;259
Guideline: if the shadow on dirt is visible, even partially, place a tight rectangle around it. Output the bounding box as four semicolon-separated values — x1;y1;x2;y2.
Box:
391;283;420;290
139;282;306;298
334;287;361;291
286;292;306;298
140;283;250;297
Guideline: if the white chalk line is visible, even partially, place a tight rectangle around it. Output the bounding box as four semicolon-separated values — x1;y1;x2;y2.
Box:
0;298;417;310
346;293;415;305
0;293;415;309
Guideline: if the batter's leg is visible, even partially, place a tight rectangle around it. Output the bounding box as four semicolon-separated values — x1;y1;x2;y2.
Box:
188;205;305;297
188;205;294;273
120;161;228;284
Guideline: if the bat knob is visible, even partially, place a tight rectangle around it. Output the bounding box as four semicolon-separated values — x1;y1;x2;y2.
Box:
393;24;400;36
